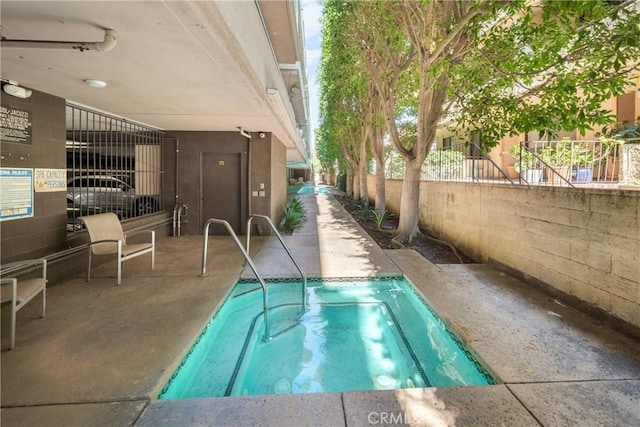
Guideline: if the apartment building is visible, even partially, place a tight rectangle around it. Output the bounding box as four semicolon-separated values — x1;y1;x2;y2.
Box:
1;1;311;266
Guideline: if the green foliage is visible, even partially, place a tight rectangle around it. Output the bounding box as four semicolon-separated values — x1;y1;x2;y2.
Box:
454;1;640;142
384;145;405;179
398;119;418;151
351;201;372;222
598;136;625;157
349;203;395;230
540;138;593;167
616;125;640;139
368;208;393;231
601;119;640;139
322;0;640;151
317;0;368;177
280;197;307;234
422;150;466;179
336;172;347;192
319;0;640;240
509;144;542;172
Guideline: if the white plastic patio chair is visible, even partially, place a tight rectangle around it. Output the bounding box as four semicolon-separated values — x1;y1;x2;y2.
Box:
80;212;155;285
0;258;47;350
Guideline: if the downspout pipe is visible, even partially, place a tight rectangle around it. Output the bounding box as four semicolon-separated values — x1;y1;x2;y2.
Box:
1;29;117;52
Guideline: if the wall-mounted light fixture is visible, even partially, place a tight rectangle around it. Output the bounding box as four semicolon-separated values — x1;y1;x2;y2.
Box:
2;81;32;98
237;126;251;139
259;132;266;139
84;79;107;88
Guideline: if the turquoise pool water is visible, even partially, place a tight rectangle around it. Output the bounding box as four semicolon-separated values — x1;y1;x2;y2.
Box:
160;278;494;398
296;185;329;195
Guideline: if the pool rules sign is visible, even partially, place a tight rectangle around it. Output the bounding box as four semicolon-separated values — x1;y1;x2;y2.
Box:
0;168;66;221
0;168;33;221
0;106;32;145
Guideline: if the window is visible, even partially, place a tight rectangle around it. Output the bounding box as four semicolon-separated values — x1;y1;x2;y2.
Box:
66;104;163;232
443;137;453;150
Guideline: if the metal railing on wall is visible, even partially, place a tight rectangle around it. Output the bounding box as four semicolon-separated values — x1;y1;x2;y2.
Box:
511;139;621;187
416;139;623;187
420;142;514;184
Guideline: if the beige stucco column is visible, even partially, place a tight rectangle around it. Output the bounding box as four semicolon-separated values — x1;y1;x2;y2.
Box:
620;140;640;190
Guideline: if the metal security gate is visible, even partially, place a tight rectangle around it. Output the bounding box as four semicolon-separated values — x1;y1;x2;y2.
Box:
66;103;163;232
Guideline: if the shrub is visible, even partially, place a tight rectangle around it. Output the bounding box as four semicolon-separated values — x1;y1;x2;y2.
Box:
422;150;465;179
352;201;372;221
337;173;347;192
280;197;306;233
370;209;393;231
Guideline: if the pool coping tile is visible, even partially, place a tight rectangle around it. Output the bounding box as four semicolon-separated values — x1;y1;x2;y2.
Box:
136;393;345;427
1;400;148;427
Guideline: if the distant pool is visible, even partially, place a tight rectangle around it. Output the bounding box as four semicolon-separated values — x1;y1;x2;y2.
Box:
160;278;494;398
296;185;329;195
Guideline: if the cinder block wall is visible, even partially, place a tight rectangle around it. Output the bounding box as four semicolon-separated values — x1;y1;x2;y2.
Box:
0;90;67;263
367;175;640;329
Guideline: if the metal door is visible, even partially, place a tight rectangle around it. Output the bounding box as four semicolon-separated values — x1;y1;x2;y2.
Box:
201;152;241;234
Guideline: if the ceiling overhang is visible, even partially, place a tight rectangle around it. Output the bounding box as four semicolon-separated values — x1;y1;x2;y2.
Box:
0;0;309;164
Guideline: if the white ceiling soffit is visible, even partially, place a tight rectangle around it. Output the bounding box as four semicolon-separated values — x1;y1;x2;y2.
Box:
0;1;305;162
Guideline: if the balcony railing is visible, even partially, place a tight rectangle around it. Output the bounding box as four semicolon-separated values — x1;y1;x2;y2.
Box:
511;139;621;187
417;139;624;187
421;142;514;184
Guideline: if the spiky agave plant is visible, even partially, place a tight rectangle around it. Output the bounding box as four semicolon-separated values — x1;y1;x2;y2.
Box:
280;197;306;233
370;209;393;231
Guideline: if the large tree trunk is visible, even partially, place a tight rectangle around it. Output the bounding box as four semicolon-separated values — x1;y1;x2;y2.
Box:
346;167;354;196
394;72;447;243
375;164;386;213
371;126;386;213
395;160;422;242
359;163;369;205
359;147;369;206
353;172;361;200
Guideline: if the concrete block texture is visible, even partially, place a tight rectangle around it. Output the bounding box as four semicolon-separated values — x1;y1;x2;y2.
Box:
368;175;640;329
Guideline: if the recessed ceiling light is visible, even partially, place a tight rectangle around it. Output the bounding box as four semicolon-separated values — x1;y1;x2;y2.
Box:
84;79;107;88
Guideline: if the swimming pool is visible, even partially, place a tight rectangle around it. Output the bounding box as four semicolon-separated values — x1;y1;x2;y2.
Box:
296;185;330;195
160;277;494;398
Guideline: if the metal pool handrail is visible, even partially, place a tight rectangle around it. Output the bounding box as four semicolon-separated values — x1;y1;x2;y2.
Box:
247;214;307;313
246;214;307;312
200;218;271;342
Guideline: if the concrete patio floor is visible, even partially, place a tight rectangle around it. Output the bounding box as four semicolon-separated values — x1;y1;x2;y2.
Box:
2;186;639;426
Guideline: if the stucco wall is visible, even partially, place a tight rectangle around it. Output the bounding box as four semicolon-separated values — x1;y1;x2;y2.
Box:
249;133;273;220
248;132;287;229
270;135;287;224
367;175;640;329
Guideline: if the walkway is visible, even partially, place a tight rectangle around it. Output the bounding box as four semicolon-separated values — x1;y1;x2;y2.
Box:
1;185;639;426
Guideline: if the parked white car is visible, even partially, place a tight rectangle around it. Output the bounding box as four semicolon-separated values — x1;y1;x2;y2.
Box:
66;175;159;219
